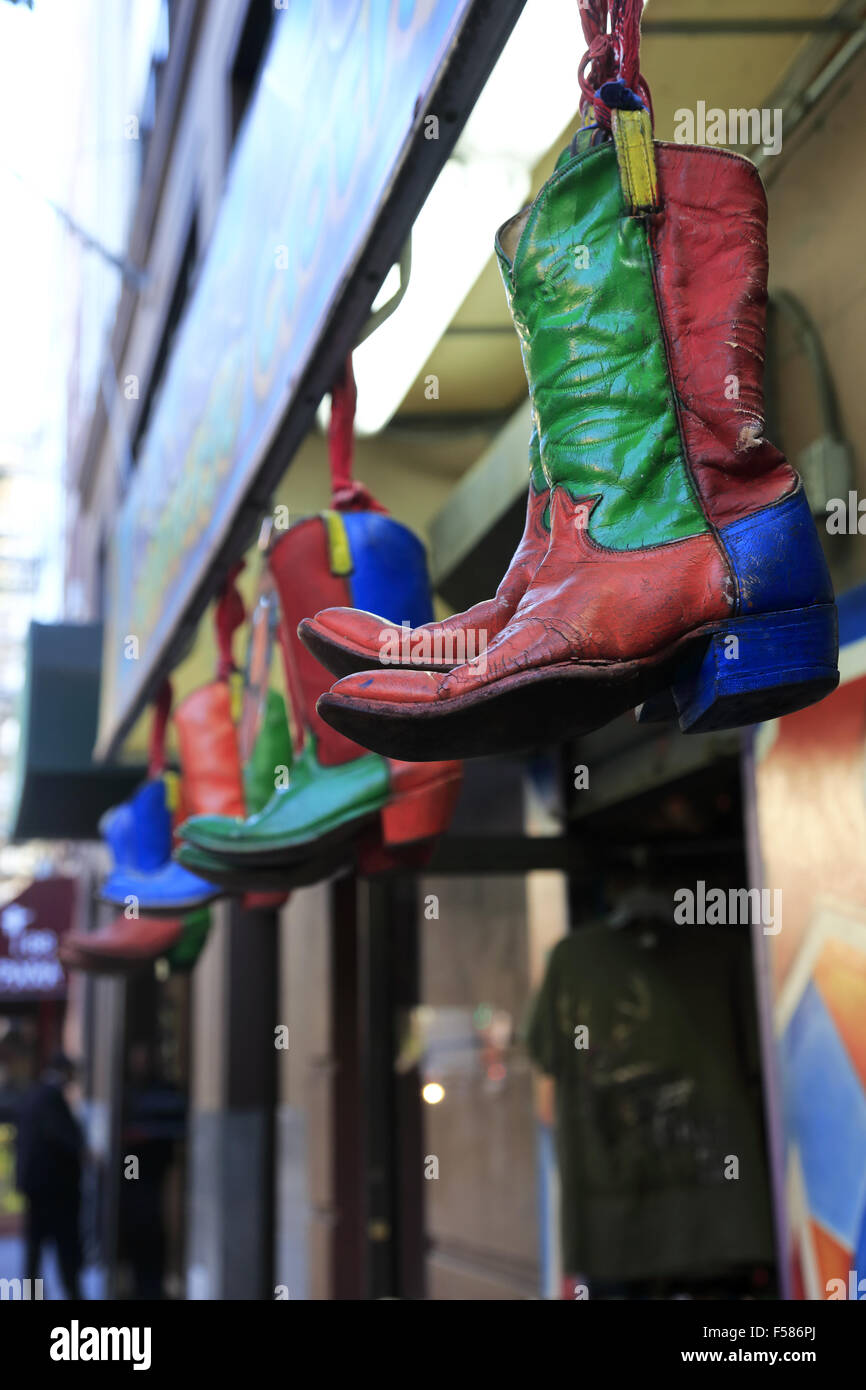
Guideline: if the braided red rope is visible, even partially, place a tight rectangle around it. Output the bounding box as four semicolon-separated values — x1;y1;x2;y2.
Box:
148;679;173;777
215;561;246;680
577;0;652;129
328;354;387;514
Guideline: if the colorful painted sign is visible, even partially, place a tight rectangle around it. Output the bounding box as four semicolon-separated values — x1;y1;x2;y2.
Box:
751;587;866;1299
97;0;475;754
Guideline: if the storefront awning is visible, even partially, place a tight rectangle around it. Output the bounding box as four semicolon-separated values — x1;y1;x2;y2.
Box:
9;623;144;842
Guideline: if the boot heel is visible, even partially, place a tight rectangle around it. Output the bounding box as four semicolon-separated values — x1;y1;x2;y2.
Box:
635;689;678;724
380;777;462;847
672;604;839;734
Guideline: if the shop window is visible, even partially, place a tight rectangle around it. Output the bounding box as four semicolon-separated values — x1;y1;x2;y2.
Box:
229;0;276;152
96;529;108;621
136;0;172;181
130;211;198;467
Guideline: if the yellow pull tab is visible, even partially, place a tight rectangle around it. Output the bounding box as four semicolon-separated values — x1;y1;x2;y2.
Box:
163;770;180;815
612;108;658;215
320;510;353;577
229;669;244;725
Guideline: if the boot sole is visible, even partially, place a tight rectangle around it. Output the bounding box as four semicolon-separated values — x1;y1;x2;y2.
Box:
61;951;154;975
96;887;224;917
175;842;355;890
180;803;385;866
318;606;840;761
180;773;462;867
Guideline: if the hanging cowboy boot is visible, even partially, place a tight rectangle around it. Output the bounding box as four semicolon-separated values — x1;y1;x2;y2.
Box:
299;430;549;676
172;567;350;898
101;682;242;914
317;129;838;761
62;914;184;972
179;511;462;864
174;686;356;890
73;776;185;969
174;554;365;891
236;685;298;909
99;772;220;915
87;685;197;958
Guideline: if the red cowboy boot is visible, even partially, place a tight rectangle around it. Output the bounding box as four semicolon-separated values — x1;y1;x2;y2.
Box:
317;131;838;761
299;431;548;677
62;915;183;971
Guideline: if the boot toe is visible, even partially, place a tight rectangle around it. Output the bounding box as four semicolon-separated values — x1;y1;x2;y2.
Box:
179;813;245;848
324;668;446;708
302;607;392;654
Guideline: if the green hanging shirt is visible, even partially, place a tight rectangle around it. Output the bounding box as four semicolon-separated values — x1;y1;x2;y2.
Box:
525;925;774;1281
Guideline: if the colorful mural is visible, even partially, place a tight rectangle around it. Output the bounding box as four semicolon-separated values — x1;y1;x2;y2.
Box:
98;0;474;753
753;588;866;1299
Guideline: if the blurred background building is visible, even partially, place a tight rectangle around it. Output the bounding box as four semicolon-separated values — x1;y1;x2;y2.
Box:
1;0;865;1300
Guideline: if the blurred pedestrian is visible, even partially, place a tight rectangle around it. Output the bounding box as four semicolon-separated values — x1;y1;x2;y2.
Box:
15;1051;84;1299
119;1042;179;1299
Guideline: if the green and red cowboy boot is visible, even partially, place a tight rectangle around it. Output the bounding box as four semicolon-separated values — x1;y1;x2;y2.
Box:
173;678;363;890
299;430;548;677
316;128;838;760
179;511;462;865
173;685;339;892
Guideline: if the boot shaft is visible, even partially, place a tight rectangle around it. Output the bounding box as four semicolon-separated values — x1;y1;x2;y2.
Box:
269;511;434;766
496;136;795;547
100;779;172;873
242;688;294;816
173;681;245;818
650;143;795;525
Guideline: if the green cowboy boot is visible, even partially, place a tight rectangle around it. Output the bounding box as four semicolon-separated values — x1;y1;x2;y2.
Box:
243;687;294;815
175;686;355;887
180;730;461;866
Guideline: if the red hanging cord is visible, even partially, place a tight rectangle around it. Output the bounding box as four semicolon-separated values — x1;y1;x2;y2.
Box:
148;679;173;777
215;561;246;680
328;354;387;513
577;0;652;130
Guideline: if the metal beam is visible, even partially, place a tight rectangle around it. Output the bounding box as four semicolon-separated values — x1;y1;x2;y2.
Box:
643;18;864;35
423;832;745;874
